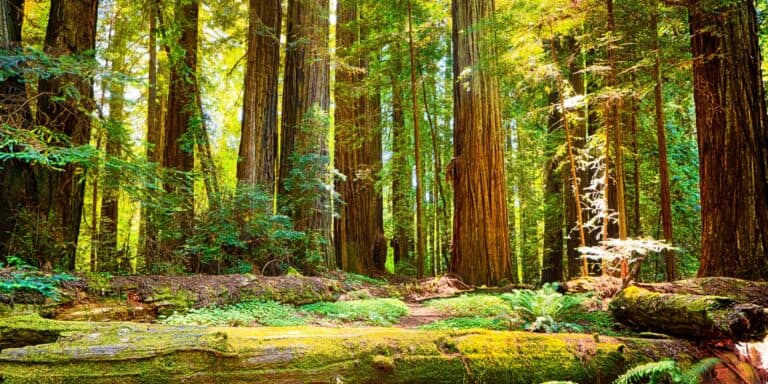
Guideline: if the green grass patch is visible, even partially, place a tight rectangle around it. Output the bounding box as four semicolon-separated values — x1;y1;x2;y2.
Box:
301;298;409;326
425;294;512;317
564;310;624;336
419;317;511;331
159;300;305;327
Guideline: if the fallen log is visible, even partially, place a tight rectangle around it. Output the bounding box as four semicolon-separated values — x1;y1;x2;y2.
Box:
0;314;745;384
610;286;768;342
635;277;768;307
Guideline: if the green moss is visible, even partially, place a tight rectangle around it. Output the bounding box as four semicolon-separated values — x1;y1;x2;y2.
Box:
425;294;512;318
301;298;409;326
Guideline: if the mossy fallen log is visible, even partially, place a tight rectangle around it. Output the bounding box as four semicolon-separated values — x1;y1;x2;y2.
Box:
635;277;768;307
610;286;768;342
0;314;733;384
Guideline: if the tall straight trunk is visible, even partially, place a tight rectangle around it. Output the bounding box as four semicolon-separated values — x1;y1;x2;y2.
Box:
238;0;280;188
652;1;674;281
390;54;413;268
333;0;385;274
450;0;511;286
406;0;426;278
34;0;99;270
542;87;564;283
278;0;332;266
161;0;198;262
142;0;162;269
99;12;128;272
689;0;768;279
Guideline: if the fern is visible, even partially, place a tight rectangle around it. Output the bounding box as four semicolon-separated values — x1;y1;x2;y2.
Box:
613;358;719;384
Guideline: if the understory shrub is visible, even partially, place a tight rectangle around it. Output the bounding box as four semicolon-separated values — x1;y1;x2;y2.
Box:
159;300;305;327
502;283;584;332
301;298;409;326
425;294;512;318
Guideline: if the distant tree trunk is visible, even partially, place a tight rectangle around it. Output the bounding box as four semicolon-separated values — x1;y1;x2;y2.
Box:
689;0;768;279
34;0;98;270
278;0;332;267
542;74;564;283
390;54;413;268
406;0;426;278
161;0;198;263
333;0;385;274
238;0;280;188
652;1;674;281
142;0;162;269
450;0;512;286
0;0;34;262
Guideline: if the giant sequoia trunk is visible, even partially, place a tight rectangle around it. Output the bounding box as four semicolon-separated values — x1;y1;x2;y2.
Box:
160;0;198;263
237;0;280;188
450;0;512;286
278;0;333;266
0;314;745;384
689;0;768;280
334;1;385;274
33;0;98;270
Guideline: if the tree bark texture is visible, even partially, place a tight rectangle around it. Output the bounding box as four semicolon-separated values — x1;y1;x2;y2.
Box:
33;0;99;270
390;53;413;267
689;0;768;280
278;0;333;266
450;0;512;286
610;285;768;342
333;1;386;274
0;314;741;384
542;87;564;283
237;0;280;188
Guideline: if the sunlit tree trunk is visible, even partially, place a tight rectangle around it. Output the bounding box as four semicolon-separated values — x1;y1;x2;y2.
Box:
238;0;280;188
334;0;385;273
278;0;332;267
689;0;768;279
161;0;198;265
34;0;98;270
450;0;512;286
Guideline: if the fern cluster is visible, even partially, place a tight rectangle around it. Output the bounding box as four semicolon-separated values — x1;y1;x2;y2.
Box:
613;358;719;384
501;283;584;332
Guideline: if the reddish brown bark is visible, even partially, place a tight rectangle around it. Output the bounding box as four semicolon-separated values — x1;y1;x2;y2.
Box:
450;0;512;286
689;0;768;279
237;0;280;188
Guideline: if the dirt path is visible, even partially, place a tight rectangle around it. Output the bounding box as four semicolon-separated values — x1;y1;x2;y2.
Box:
398;303;446;328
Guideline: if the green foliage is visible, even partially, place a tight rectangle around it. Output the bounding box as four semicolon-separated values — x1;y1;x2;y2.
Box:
419;317;510;331
502;283;584;332
425;294;513;318
343;272;387;286
0;271;78;301
301;298;409;326
3;209;70;270
159;300;305;327
613;358;719;384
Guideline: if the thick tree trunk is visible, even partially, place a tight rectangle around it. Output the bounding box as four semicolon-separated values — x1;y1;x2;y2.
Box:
450;0;512;286
689;0;768;280
278;0;333;267
160;0;198;264
0;315;741;384
237;0;280;188
390;54;413;268
34;0;99;270
611;285;768;342
334;1;385;274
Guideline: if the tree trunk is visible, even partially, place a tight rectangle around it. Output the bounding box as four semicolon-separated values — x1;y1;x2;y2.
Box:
652;1;675;281
390;53;413;268
34;0;99;270
450;0;512;286
278;0;333;267
542;85;564;283
333;0;385;274
0;315;743;384
237;0;280;188
610;285;768;342
689;0;768;280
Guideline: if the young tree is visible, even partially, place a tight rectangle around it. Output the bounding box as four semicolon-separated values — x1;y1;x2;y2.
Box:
333;0;386;273
450;0;512;285
238;0;280;188
278;0;333;266
34;0;99;269
688;0;768;279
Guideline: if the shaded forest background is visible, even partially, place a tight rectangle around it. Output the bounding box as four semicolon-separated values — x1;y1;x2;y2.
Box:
1;0;767;286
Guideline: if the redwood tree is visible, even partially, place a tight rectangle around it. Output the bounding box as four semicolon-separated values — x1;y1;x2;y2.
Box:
450;0;512;286
34;0;99;269
689;0;768;279
333;0;386;273
238;0;280;188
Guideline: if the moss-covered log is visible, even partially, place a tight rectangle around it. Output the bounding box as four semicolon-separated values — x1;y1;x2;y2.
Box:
0;314;738;384
610;286;768;342
635;277;768;307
